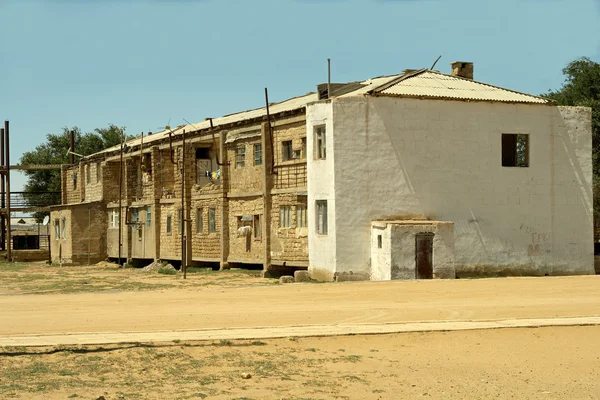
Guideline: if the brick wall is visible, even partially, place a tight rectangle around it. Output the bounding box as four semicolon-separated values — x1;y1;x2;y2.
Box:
159;201;183;259
84;162;104;202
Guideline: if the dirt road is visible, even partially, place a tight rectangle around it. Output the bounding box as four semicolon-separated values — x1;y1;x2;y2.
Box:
2;276;600;345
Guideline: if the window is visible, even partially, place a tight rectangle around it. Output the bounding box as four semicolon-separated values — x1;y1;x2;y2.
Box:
196;208;203;233
254;214;262;240
301;137;307;159
315;126;326;160
178;208;183;234
61;217;67;239
282;141;293;161
296;205;307;228
280;206;291;228
72;172;77;190
130;208;139;226
378;235;382;249
86;165;91;184
146;206;152;227
166;215;172;234
110;209;120;228
54;219;60;240
236;144;246;168
96;162;102;183
254;144;262;166
502;134;529;167
316;200;328;235
209;208;216;233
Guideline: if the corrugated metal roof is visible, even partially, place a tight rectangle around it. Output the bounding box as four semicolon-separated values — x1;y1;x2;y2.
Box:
99;92;320;155
372;70;551;104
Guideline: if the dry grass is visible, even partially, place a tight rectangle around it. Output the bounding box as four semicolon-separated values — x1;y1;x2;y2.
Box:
2;326;600;399
0;262;277;295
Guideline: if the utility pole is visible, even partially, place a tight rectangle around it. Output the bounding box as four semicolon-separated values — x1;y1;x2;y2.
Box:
118;129;123;266
181;130;187;279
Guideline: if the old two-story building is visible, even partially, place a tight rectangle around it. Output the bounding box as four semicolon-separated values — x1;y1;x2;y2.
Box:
50;92;321;276
50;62;595;280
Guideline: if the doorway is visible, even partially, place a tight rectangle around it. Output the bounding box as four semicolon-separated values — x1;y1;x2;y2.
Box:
415;233;434;279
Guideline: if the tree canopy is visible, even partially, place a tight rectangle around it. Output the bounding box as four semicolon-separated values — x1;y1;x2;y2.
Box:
542;57;600;238
19;124;132;221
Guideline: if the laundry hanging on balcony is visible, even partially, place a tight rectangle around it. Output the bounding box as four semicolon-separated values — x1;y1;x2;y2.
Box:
205;168;221;182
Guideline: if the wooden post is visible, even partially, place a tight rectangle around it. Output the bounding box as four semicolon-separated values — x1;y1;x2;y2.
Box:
5;121;12;262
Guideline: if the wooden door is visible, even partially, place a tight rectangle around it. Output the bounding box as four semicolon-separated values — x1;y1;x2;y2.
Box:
416;234;433;279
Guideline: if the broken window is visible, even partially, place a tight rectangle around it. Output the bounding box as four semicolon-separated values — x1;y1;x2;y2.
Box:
280;206;291;228
254;215;262;240
502;134;529;167
296;205;307;228
209;208;216;233
166;215;172;235
96;162;102;183
195;148;211;186
315;126;326;160
86;164;91;184
282;141;293;161
196;208;203;234
236;144;246;168
61;217;67;239
110;210;120;228
254;144;262;166
54;219;60;240
316;200;328;235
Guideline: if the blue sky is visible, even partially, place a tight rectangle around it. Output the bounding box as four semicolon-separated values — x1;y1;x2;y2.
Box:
1;0;599;190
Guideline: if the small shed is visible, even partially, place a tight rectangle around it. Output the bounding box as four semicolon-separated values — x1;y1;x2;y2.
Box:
371;220;455;280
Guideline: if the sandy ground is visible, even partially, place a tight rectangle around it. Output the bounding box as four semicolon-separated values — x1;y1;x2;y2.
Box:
1;326;600;399
1;275;599;339
1;265;600;399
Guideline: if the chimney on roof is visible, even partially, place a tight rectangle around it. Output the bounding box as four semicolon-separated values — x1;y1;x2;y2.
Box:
451;61;474;80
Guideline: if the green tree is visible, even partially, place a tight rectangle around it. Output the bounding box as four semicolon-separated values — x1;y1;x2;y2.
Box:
542;57;600;240
19;124;131;222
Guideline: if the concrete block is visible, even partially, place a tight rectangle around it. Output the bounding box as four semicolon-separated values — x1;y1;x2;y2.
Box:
294;270;311;282
279;275;295;284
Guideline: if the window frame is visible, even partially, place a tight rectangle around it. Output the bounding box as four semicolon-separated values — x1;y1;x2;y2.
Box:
282;140;293;161
501;133;529;168
254;143;263;166
316;200;328;235
196;208;203;234
61;216;67;239
279;206;292;228
54;219;60;240
166;215;173;235
236;144;246;168
146;206;152;227
314;126;326;160
296;205;307;228
208;208;216;233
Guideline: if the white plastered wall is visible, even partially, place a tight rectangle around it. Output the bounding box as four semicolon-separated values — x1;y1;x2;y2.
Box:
306;101;337;281
329;96;593;279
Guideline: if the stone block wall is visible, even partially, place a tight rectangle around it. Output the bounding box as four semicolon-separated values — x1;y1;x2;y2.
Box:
228;196;264;261
102;162;121;203
63;165;81;204
190;197;223;260
227;138;263;195
159;200;183;259
270;193;308;262
84;162;104;203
